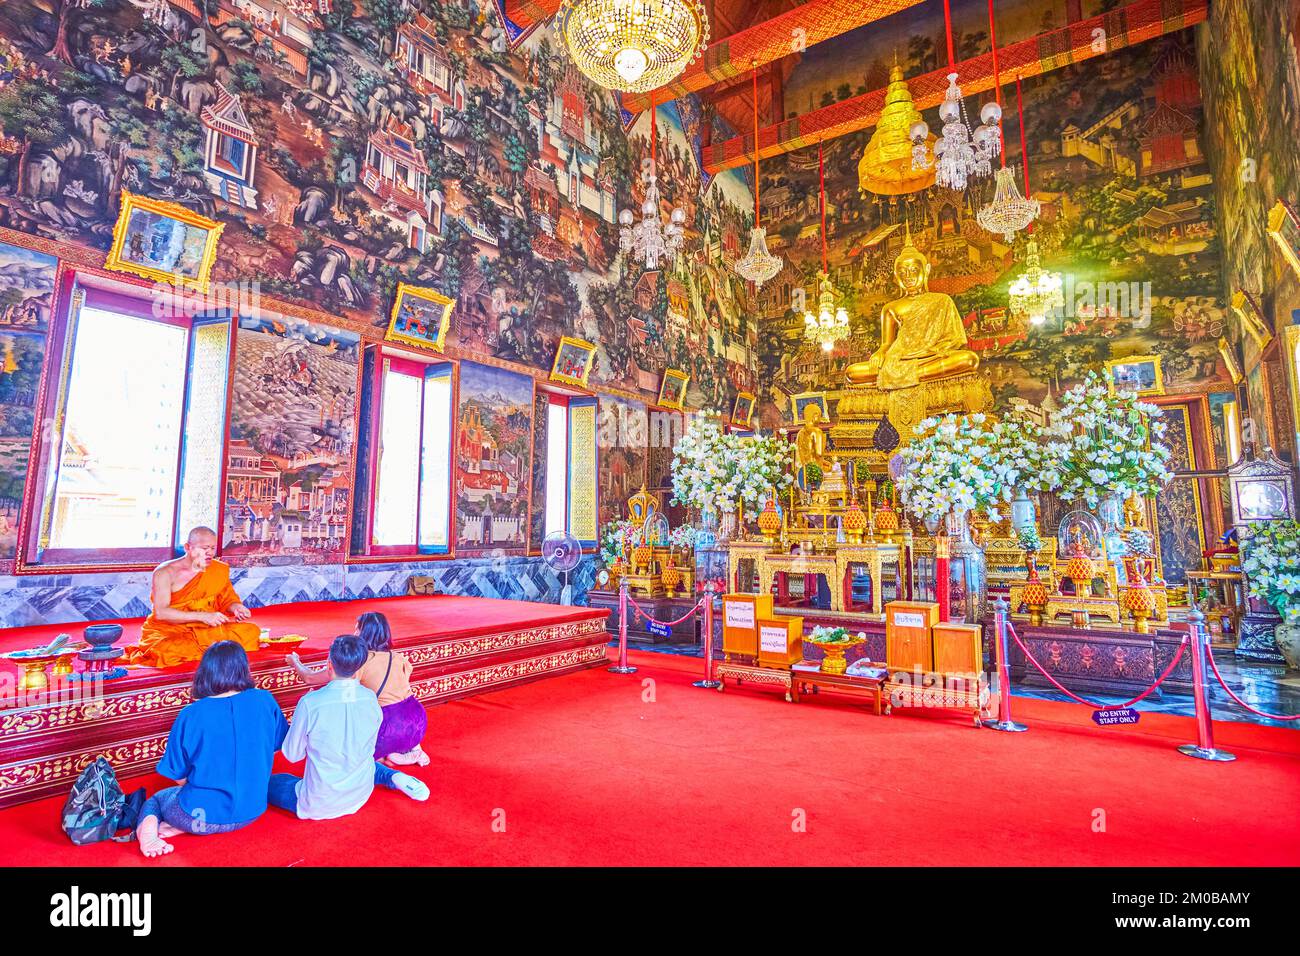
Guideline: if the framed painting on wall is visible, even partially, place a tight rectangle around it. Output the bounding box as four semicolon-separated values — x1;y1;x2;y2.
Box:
550;336;596;387
386;283;454;353
1104;354;1163;396
732;391;755;428
657;369;689;410
105;191;224;292
789;391;828;424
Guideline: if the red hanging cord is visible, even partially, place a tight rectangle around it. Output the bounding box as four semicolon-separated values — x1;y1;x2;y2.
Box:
1016;74;1029;197
989;0;1005;162
819;141;827;274
650;92;656;165
943;0;955;67
752;64;760;222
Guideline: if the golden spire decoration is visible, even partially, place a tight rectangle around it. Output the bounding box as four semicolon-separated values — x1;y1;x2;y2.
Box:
858;64;936;196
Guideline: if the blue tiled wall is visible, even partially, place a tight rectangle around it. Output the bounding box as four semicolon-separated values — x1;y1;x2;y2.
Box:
0;556;595;630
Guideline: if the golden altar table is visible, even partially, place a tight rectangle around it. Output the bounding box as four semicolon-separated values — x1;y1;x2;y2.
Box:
727;540;904;616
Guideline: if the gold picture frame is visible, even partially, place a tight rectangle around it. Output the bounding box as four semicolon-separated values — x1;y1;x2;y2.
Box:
1267;199;1300;282
105;190;224;292
1285;324;1300;459
1218;336;1244;385
732;390;756;427
790;390;828;423
386;282;454;353
658;369;689;410
1231;289;1272;350
1104;354;1164;396
549;335;596;387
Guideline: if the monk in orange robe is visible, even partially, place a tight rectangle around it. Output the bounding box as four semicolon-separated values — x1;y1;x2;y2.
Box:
123;527;261;668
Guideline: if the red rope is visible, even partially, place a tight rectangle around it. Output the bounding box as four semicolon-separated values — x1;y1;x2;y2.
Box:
1206;646;1300;721
819;141;827;273
752;64;760;220
628;595;703;627
943;0;955;67
1016;74;1029;196
1006;620;1189;709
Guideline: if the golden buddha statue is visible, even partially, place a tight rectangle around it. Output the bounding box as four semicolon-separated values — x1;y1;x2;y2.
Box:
846;232;979;390
794;403;829;490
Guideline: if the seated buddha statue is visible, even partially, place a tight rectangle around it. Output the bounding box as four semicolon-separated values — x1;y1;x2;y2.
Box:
846;232;979;390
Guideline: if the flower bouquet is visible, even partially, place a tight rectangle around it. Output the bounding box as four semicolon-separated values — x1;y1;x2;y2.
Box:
1044;371;1171;509
1241;520;1300;623
670;414;793;519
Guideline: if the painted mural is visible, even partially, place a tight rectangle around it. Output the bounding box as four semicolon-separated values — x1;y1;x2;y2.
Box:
223;313;359;564
0;239;55;561
0;0;750;411
455;359;531;556
754;30;1232;427
596;394;646;528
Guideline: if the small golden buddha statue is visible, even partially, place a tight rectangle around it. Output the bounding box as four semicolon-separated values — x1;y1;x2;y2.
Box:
846;231;979;390
794;403;828;490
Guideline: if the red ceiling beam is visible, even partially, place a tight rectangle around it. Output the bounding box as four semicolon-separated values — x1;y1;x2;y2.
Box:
504;0;559;31
620;0;922;115
702;0;1208;174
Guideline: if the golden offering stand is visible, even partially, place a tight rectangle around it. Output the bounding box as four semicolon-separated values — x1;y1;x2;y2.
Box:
618;485;695;598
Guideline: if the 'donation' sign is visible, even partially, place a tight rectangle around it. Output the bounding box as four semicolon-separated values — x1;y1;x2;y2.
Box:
1092;708;1140;726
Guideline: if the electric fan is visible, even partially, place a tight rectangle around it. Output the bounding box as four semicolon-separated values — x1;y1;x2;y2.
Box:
542;530;583;605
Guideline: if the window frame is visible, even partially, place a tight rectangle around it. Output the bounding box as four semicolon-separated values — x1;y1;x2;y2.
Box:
350;345;458;562
535;383;599;552
16;268;236;573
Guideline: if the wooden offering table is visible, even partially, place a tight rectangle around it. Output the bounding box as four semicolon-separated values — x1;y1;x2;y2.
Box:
714;661;794;701
790;664;884;715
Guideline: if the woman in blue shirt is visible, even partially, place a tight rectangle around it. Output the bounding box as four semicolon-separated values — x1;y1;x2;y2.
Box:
137;641;288;858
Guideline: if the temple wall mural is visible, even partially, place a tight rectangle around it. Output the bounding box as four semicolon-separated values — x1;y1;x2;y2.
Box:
753;25;1233;429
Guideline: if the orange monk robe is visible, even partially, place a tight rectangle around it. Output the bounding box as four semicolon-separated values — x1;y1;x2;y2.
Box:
123;560;261;668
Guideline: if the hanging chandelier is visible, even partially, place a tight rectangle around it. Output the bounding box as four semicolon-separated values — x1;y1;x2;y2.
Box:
978;73;1039;242
619;96;687;269
977;166;1038;241
733;64;782;287
1008;239;1063;325
911;73;1001;191
803;142;849;353
557;0;709;93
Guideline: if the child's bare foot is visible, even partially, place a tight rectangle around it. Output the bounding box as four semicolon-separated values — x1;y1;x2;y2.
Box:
386;749;418;766
137;816;174;858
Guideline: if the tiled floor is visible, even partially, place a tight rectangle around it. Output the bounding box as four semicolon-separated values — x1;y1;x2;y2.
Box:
613;639;1300;730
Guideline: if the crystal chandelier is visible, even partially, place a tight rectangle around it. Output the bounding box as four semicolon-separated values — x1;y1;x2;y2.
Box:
803;271;850;352
976;165;1039;241
911;73;1001;191
1008;239;1063;326
557;0;709;93
733;64;782;287
619;99;686;269
802;142;849;353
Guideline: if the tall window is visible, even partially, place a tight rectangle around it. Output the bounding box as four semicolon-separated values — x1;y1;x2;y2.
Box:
31;281;231;567
362;354;453;556
541;393;597;546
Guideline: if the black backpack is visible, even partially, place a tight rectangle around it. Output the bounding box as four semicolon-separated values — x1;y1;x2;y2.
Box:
61;757;146;845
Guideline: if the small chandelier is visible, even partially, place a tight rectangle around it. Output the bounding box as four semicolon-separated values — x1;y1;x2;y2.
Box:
733;63;782;287
976;165;1039;242
557;0;709;93
1008;239;1064;325
803;271;850;352
802;142;849;353
911;73;1001;191
619;98;686;269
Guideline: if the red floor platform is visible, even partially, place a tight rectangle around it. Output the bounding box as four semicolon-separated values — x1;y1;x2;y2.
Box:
0;649;1296;867
0;596;609;809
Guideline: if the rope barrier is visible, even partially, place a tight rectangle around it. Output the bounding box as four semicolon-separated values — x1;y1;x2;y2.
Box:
627;595;704;627
1005;619;1189;709
1206;649;1300;722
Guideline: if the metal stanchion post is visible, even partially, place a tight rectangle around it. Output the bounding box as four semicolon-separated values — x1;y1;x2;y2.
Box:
982;596;1027;732
693;582;721;689
608;578;637;675
1178;607;1234;761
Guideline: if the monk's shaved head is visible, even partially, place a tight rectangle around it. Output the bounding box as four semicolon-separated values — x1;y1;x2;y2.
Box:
187;527;218;544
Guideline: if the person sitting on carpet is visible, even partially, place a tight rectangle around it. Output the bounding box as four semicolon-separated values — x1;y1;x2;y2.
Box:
124;526;261;668
288;611;429;766
136;641;288;858
269;634;429;821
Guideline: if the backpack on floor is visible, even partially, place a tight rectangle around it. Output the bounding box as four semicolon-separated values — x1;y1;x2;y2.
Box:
61;756;146;846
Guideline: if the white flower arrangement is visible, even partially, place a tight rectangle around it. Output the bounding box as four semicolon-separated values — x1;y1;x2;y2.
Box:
1044;371;1171;508
670;415;793;515
896;411;1053;525
1241;520;1300;622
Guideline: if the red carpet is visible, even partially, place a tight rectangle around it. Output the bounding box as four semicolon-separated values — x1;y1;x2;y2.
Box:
1;649;1296;867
